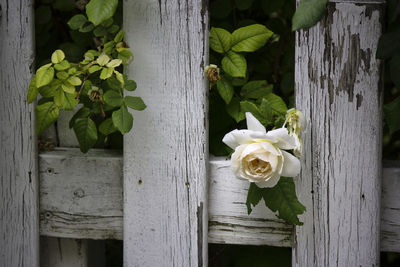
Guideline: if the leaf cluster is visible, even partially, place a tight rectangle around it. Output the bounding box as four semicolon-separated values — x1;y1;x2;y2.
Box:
29;0;145;153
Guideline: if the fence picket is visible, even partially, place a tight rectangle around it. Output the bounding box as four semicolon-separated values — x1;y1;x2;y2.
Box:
293;1;384;266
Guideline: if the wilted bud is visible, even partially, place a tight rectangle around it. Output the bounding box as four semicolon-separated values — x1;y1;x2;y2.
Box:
284;108;305;135
88;86;103;102
204;64;221;87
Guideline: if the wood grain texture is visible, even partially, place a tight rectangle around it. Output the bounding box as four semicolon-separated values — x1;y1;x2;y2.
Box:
123;1;209;266
38;149;400;252
293;2;383;266
39;149;123;240
0;1;39;266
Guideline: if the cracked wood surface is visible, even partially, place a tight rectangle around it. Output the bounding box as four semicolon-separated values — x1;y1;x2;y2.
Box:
0;0;39;266
123;1;209;266
38;149;400;252
293;2;383;266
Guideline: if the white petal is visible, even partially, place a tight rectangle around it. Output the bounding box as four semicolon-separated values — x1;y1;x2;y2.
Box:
280;150;301;177
255;173;281;188
265;128;297;150
223;129;267;149
246;112;266;133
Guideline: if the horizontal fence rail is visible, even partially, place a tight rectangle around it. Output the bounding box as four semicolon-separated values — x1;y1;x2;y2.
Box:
39;148;400;252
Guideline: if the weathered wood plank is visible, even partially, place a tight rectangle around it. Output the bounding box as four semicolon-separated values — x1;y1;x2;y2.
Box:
293;2;383;266
38;149;400;252
0;1;39;266
123;1;209;266
40;237;88;267
39;149;123;240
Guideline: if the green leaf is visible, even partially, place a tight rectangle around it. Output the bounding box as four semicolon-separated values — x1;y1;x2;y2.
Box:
88;65;102;73
112;105;133;134
222;51;247;78
114;30;125;43
262;177;306;225
124;80;137;91
261;93;287;116
100;67;114;79
56;71;69;80
69;107;91;128
106;59;122;68
51;50;65;64
118;50;133;64
103;90;123;107
99;118;117;135
68;76;82;86
97;54;110;66
231;24;273;52
240;100;265;124
114;71;124;86
246;183;263;214
62;82;76;94
27;76;39;104
216;77;234;104
68;14;88;30
54;88;66;106
226;97;245;123
36;102;59;135
241;80;273;99
36;64;55;87
93;26;108;37
73;118;98;153
62;92;79;110
209;27;232;53
54;60;70;71
125;96;146;110
384;96;400;134
86;0;118;26
292;0;328;31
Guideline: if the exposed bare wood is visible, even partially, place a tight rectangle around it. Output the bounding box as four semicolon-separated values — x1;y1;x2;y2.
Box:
0;0;39;266
293;2;383;266
38;149;400;252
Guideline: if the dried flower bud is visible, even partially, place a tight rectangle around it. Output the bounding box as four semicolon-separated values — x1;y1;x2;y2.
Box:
88;86;103;102
204;64;221;87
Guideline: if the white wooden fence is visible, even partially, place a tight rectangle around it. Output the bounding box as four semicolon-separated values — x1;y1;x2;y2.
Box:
0;0;395;266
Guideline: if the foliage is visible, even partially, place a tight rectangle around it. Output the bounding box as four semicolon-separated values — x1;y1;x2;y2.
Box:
292;0;328;31
30;0;144;153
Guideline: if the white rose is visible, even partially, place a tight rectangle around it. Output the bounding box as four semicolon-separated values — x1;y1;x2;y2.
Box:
222;112;301;188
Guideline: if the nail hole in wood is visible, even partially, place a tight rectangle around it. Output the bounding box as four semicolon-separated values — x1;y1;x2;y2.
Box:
138;179;142;185
46;168;54;174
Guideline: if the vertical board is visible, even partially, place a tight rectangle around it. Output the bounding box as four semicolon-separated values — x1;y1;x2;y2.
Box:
0;1;39;266
123;0;209;266
40;237;88;267
293;1;383;266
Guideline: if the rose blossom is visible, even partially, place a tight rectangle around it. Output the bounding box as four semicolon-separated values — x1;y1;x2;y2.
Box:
222;112;301;188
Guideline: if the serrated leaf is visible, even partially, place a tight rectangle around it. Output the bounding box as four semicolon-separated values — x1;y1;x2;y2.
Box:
68;14;88;30
246;183;263;214
86;0;118;26
384;96;400;134
54;60;70;71
97;54;110;66
226;97;245;123
99;118;117;135
240;100;265;124
125;96;146;110
88;65;102;73
261;93;287;116
292;0;328;31
262;177;306;225
100;67;114;79
241;80;273;99
36;64;54;87
36;102;59;135
222;51;247;78
209;27;232;53
106;59;122;68
112;105;133;134
51;50;65;64
216;77;234;104
73;118;98;153
27;76;39;104
231;24;273;52
69;107;91;128
103;90;123;107
124;80;137;91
